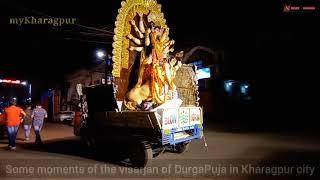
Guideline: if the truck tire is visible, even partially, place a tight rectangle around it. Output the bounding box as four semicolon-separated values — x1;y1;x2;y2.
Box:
80;125;97;156
172;142;190;154
129;141;153;167
81;135;98;157
153;147;165;158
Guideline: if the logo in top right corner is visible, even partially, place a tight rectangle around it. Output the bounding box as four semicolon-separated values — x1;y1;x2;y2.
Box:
283;3;318;13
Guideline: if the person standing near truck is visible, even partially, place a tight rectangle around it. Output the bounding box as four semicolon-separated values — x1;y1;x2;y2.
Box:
4;98;26;150
23;105;32;141
0;109;6;139
31;103;47;145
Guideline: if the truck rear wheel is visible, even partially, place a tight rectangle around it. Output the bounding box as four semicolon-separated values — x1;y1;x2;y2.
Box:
129;141;153;167
153;147;165;158
170;142;190;154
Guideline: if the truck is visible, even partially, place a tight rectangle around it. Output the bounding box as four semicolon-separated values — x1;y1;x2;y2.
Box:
73;0;204;167
73;64;203;167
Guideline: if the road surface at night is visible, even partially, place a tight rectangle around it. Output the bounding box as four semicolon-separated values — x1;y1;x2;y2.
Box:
1;122;320;179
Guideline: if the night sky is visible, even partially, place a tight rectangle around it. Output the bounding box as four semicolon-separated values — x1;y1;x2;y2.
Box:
0;0;319;113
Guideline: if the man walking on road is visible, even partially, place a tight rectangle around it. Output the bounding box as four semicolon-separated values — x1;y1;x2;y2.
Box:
23;105;33;141
4;98;26;150
32;103;47;145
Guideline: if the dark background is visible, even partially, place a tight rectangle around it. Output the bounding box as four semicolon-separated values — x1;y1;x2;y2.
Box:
0;0;319;128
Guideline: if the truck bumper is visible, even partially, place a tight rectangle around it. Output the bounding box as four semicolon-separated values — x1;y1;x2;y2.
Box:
161;124;203;145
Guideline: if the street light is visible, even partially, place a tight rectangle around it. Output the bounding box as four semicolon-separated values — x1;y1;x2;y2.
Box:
96;50;106;60
94;49;113;85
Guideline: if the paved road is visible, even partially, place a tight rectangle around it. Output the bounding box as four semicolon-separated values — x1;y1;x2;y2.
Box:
0;122;320;179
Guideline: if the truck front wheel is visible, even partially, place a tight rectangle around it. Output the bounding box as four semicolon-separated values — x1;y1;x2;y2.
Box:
80;126;97;156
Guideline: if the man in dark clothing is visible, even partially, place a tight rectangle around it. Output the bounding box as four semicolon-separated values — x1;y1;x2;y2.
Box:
23;105;32;141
